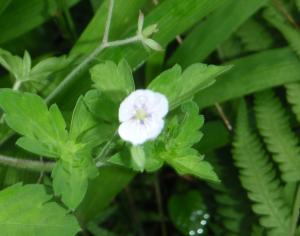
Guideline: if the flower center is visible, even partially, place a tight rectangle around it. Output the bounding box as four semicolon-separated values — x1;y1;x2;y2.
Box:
134;109;148;121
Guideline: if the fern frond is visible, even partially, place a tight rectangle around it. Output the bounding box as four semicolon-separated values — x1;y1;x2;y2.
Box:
263;7;300;57
251;224;266;236
211;183;247;236
285;82;300;122
254;90;300;182
233;100;291;236
236;19;273;52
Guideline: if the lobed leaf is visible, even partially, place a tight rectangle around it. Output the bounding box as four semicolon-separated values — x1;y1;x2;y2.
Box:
0;183;80;235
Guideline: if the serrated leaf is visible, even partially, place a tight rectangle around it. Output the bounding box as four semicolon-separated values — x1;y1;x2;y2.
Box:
0;89;68;158
162;102;219;182
0;48;31;81
52;155;98;211
148;63;231;110
255;90;300;182
0;183;80;235
233;100;291;235
90;60;134;103
168;155;219;182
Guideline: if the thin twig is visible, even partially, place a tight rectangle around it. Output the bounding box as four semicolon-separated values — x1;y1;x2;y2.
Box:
154;173;167;236
214;103;233;132
102;0;115;44
0;154;54;172
272;0;300;30
291;184;300;236
95;131;117;166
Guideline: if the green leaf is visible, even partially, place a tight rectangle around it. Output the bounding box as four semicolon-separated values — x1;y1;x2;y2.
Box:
168;155;219;182
169;0;268;66
148;63;231;110
195;48;300;109
70;96;97;142
0;48;31;81
0;0;11;16
90;60;134;103
263;6;300;57
50;0;227;106
0;183;80;235
254;90;300;182
162;102;219;182
83;89;119;123
285;82;300;123
0;0;79;44
236;19;273;52
168;190;210;236
233;100;291;235
0;89;68;158
52;153;98;211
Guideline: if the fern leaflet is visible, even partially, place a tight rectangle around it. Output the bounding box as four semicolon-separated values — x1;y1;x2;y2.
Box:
254;90;300;182
233;100;291;236
285;82;300;122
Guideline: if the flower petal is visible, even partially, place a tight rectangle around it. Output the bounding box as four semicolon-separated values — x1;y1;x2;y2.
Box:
146;91;169;118
118;117;164;145
119;89;168;122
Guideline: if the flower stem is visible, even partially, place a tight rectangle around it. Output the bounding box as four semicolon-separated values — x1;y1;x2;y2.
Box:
102;0;114;44
12;80;22;91
0;154;54;172
46;0;141;104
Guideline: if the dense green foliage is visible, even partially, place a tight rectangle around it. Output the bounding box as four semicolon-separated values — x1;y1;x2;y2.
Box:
1;0;300;235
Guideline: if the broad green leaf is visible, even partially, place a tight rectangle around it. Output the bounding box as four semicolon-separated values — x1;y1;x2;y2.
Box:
0;0;79;44
90;60;134;103
195;48;300;109
0;89;68;158
0;183;80;235
0;0;11;16
148;63;231;110
168;191;210;236
169;0;268;66
71;0;148;55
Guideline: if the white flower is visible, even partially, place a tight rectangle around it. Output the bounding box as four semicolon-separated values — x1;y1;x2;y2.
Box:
118;89;169;145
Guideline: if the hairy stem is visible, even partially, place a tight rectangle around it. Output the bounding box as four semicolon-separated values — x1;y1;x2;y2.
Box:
102;0;115;44
46;0;141;104
0;154;54;172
